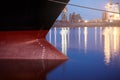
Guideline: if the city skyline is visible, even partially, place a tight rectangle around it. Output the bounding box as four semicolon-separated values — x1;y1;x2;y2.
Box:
58;0;120;20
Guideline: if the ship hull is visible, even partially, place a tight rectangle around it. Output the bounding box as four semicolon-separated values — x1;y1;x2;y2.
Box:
0;0;69;30
0;30;67;59
0;0;69;59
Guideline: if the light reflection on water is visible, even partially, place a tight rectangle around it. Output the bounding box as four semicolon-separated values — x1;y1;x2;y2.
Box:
46;27;120;80
103;27;120;64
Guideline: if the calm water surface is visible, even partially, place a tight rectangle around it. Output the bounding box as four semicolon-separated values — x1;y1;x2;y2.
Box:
46;27;120;80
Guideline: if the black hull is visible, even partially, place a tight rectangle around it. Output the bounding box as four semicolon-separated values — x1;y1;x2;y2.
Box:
0;0;69;30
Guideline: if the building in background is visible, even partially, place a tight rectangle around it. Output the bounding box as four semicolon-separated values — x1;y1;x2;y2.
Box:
69;12;83;22
103;0;120;22
61;7;83;22
102;12;108;22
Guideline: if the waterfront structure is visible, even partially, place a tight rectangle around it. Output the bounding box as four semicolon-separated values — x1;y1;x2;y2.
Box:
61;7;83;22
103;0;120;22
102;12;108;21
61;7;68;21
69;12;83;22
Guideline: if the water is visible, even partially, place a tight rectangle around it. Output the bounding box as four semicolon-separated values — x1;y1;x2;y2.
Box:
46;27;120;80
0;59;66;80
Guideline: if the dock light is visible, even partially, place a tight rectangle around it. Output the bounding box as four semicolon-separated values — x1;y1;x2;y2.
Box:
84;20;88;23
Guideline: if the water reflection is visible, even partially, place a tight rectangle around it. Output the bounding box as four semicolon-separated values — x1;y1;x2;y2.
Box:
46;26;120;80
95;27;97;48
78;27;81;48
60;27;69;55
47;26;120;65
49;29;52;43
84;27;88;53
100;27;103;47
54;28;57;47
103;27;120;64
0;59;66;80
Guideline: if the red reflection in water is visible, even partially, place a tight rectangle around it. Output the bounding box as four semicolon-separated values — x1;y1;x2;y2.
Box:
0;59;66;80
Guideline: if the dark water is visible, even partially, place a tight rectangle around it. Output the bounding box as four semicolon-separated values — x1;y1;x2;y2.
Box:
46;27;120;80
0;59;66;80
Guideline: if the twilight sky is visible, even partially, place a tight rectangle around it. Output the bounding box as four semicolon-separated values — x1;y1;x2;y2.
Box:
58;0;120;20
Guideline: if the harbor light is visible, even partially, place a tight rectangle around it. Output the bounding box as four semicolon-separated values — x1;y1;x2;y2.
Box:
84;20;88;23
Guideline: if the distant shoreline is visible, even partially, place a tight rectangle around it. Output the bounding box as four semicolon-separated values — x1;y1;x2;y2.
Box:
53;21;120;28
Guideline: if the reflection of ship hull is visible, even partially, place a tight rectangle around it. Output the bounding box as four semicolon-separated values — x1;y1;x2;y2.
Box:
0;0;69;59
0;59;66;80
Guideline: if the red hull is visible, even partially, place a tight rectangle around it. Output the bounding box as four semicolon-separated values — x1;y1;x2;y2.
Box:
0;30;67;59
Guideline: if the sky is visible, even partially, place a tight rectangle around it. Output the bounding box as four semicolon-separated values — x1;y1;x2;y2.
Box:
58;0;120;20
